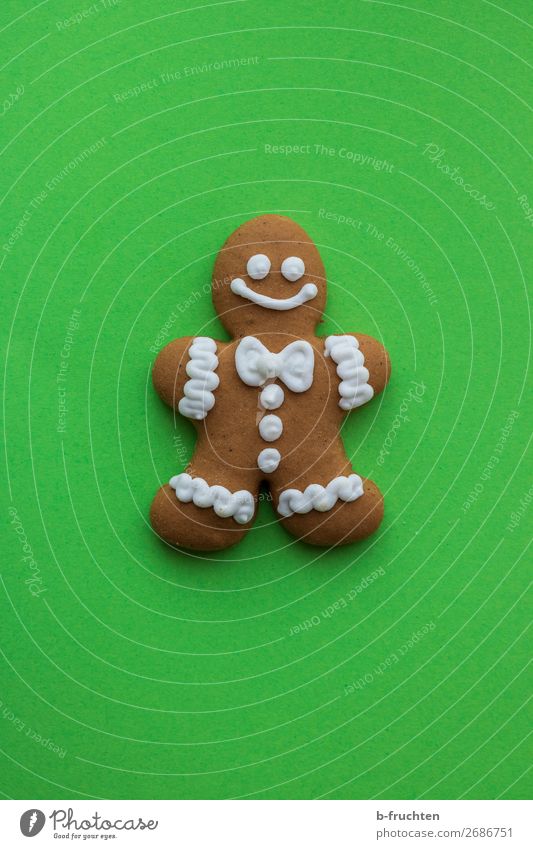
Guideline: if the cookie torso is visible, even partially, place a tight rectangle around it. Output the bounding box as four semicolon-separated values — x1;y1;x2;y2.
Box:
186;334;349;486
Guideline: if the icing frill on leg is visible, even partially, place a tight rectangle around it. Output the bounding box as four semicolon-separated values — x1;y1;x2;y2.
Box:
277;474;364;517
169;473;255;525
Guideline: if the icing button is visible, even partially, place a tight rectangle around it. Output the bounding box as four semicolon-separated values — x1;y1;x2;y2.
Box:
257;448;281;473
260;384;284;410
259;414;283;442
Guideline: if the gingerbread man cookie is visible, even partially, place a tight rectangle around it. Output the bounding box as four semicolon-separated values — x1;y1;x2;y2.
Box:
150;215;390;550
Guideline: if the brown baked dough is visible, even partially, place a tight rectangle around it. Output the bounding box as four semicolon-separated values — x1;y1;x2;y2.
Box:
150;215;391;551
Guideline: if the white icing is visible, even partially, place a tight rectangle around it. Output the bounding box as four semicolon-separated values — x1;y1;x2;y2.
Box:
178;337;219;420
246;253;271;280
277;474;364;517
230;277;317;311
235;336;314;392
324;335;374;410
260;383;284;410
259;414;283;441
169;473;254;524
281;256;305;282
257;448;281;473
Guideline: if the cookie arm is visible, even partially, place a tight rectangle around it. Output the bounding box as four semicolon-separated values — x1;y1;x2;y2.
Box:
152;337;196;409
324;333;390;410
153;334;222;420
355;333;391;396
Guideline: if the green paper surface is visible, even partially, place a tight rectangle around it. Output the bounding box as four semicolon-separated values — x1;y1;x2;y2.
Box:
1;0;531;800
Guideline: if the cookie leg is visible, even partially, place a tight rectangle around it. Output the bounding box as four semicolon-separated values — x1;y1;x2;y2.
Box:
150;462;260;551
272;468;384;547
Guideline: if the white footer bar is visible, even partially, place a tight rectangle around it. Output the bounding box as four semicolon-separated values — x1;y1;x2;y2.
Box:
1;799;530;848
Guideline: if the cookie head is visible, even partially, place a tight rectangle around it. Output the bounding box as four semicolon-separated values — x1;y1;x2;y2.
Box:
212;215;326;336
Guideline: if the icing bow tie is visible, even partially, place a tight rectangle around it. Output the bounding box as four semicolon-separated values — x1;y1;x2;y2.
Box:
235;336;314;392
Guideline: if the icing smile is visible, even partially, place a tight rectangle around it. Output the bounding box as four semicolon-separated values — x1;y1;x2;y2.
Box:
230;277;318;311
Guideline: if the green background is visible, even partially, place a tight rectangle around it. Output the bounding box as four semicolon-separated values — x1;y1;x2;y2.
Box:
1;0;531;800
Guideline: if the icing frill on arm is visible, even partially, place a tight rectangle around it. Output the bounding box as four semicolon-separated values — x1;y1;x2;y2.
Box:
178;337;219;420
324;335;374;409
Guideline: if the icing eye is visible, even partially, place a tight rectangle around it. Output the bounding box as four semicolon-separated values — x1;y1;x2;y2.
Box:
281;256;305;282
246;254;271;280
